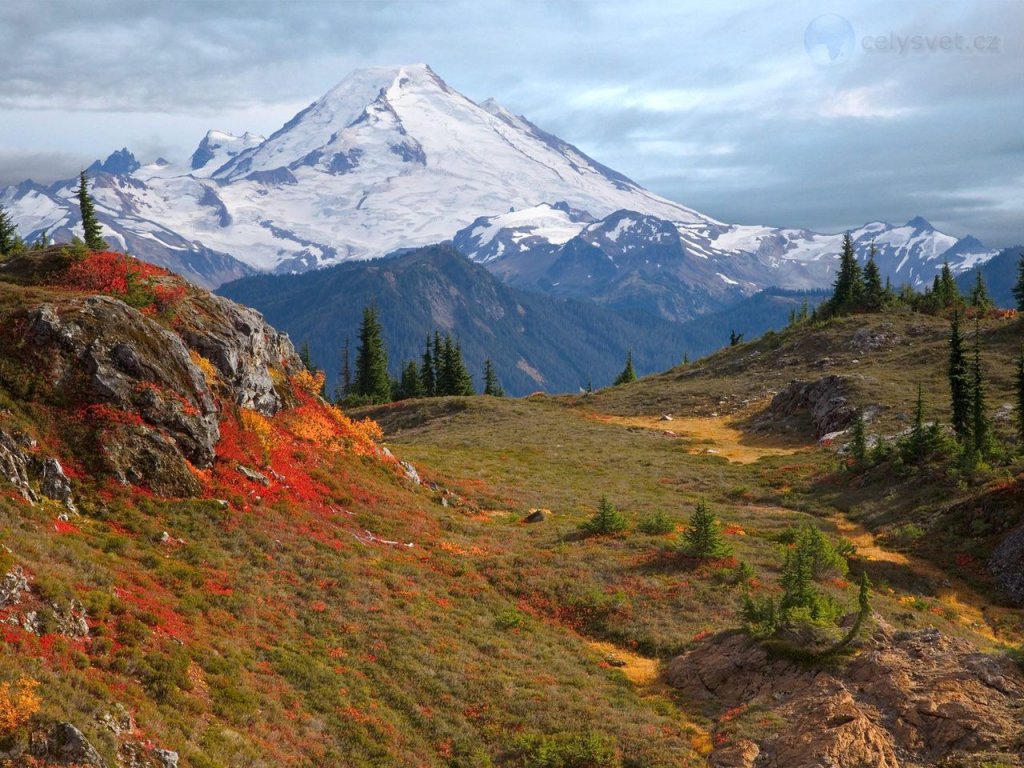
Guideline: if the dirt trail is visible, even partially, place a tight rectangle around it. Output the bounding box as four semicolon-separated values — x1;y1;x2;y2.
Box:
585;411;809;464
585;639;712;755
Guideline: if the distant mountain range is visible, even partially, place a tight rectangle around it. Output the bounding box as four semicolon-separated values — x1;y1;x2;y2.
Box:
218;244;827;396
0;63;997;303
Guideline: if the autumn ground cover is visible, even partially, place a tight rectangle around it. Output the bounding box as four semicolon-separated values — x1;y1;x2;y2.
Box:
1;251;1022;766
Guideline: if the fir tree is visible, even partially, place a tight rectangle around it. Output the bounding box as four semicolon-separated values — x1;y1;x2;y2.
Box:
420;336;436;397
396;360;424;401
862;243;885;310
969;321;991;458
613;350;636;386
682;499;731;559
1013;252;1024;312
0;205;21;257
1016;344;1024;448
352;305;391;403
76;171;105;250
849;411;868;469
729;329;744;346
580;496;628;536
335;337;352;401
299;341;315;373
969;270;993;312
948;310;972;443
934;261;960;309
482;358;503;397
904;385;930;463
828;232;862;314
437;334;473;396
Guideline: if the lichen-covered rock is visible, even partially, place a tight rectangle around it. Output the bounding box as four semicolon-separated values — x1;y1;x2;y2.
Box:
666;621;1024;767
178;293;302;416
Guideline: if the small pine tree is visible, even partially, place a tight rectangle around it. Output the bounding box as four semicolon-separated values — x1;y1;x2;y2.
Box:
0;204;21;257
904;384;930;463
1016;344;1024;449
828;232;862;314
352;305;391;404
420;336;436;397
438;337;474;396
482;358;503;397
76;171;105;250
1013;252;1024;312
848;411;868;469
968;322;991;459
580;496;628;536
934;261;961;309
299;341;315;373
682;499;731;558
729;329;744;346
613;351;636;385
948;310;972;443
969;270;993;312
395;360;424;401
862;243;885;310
335;336;352;402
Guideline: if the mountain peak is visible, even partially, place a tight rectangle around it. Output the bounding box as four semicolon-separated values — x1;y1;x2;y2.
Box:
905;216;933;230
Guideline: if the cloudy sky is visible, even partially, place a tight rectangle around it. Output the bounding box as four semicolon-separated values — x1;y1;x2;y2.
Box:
1;0;1020;245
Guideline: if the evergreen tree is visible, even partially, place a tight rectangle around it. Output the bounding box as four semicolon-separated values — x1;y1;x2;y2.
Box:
934;261;960;309
76;171;105;250
419;336;436;397
729;329;744;346
436;334;473;396
1016;344;1024;448
682;499;731;559
904;385;930;463
335;337;352;401
862;243;885;310
0;205;20;257
482;358;503;397
395;360;424;401
948;310;972;443
969;322;991;458
352;305;391;403
828;232;862;314
849;411;868;469
1013;252;1024;312
299;341;315;373
612;350;636;386
969;270;993;312
580;496;628;536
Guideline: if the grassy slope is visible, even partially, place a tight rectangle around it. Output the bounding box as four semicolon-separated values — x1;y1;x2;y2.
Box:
2;252;1022;767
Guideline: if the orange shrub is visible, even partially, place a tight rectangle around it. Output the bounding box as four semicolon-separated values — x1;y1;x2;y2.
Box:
0;676;41;734
239;408;275;457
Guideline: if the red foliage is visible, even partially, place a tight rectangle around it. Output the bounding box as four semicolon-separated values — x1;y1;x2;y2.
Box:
53;519;81;534
62;252;167;295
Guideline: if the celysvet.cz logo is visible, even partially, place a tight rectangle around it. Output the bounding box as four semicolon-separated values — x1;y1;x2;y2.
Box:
804;14;1002;67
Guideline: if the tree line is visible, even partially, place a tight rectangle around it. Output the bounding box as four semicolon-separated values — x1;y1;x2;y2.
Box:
1;171;106;259
303;305;506;406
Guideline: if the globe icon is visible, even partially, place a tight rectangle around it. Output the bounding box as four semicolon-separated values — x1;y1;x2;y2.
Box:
804;15;855;67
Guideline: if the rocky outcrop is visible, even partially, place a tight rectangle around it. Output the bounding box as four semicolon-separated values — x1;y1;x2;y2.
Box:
178;293;302;416
756;375;858;437
666;621;1024;768
989;523;1024;606
0;428;39;504
25;297;219;466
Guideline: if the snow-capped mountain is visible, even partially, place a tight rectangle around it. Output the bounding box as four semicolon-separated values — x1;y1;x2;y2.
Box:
0;63;996;298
